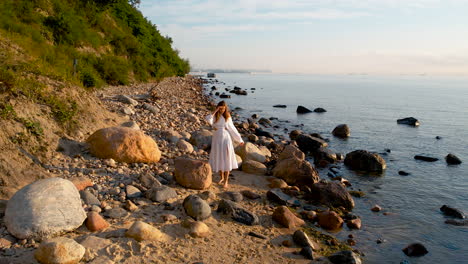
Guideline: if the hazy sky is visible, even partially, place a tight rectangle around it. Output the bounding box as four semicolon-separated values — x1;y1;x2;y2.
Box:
140;0;468;74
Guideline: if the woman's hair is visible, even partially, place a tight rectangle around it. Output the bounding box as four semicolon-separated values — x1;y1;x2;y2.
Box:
214;101;231;123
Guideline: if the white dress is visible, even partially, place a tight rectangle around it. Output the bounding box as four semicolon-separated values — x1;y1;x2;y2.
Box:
205;114;244;172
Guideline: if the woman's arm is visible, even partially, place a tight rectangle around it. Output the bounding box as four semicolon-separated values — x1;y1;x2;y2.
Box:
226;118;244;144
205;107;219;126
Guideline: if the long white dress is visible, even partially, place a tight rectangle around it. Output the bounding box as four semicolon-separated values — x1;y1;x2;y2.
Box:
205;114;244;172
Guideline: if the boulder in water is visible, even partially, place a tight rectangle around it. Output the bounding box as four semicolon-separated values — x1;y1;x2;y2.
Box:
344;150;386;172
414;155;438;162
440;205;465;219
332;124;350;138
445;154;462;165
307;181;355;211
397;117;420;126
297;106;312;114
402;243;428;257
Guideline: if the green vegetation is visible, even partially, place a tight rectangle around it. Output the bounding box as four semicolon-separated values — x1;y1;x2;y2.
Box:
303;227;352;257
0;0;189;128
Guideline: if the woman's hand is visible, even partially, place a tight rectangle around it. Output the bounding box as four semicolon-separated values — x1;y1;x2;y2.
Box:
239;142;244;146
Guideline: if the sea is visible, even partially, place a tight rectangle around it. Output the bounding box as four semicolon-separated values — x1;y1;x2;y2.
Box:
200;73;468;264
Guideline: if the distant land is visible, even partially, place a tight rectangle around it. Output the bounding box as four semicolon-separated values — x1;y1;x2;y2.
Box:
192;69;272;74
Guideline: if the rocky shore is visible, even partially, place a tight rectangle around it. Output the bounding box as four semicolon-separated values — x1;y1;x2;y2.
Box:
1;75;430;264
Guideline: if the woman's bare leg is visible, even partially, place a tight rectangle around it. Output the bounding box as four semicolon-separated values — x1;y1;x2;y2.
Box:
223;171;230;188
218;171;224;184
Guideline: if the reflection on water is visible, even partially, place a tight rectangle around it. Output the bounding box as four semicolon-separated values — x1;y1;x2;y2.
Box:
209;73;468;263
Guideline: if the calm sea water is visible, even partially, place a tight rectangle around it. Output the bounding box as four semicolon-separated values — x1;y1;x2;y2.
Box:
204;73;468;264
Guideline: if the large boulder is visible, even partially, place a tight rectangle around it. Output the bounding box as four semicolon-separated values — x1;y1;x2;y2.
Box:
125;221;167;242
397;117;420;126
272;206;305;228
273;157;320;187
296;134;328;153
344;150;386;172
332;124;350;138
177;140;194;153
446;154;462;165
35;237;85;264
5;178;86;239
189;129;212;150
307;181;355;211
235;142;266;163
317;211;344;230
328;250;362;264
183;195;211;221
145;186;178;203
87;127;161;163
174;158;212;190
278;145;305;161
297;106;312;114
313;147;337;165
242;160;267;175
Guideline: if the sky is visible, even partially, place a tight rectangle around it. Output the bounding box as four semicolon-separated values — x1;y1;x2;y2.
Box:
140;0;468;75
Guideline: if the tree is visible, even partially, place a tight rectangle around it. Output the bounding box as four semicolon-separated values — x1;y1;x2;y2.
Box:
128;0;140;7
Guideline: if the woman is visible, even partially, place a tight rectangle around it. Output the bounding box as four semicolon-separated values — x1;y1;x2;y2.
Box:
205;101;244;188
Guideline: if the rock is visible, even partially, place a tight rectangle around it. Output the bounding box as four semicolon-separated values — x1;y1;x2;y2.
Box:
80;190;101;206
371;205;382;212
122;107;135;115
241;190;261;200
314;147;337;164
307;181;355;211
87;127;161;163
185;112;199;123
440;205;465;219
402;243;428;257
397;117;420;126
247;134;259;142
125;221;167;242
254;128;274;139
174;158;212;190
85;212;109;232
328;250;362;264
318;211;343;230
414;155;438;162
273;104;287;108
235;142;267;163
199;190;217;200
189;221;210;238
139;173;162;189
445;219;468;226
346;218;362;229
314;107;326;113
142;103;158;114
183;195;211;221
259;118;272;126
126;185;142;199
273;157;320;187
125;200;138;211
289;130;302;140
446;154;462;165
332;124;350;138
344;150;387;172
217;199;259;225
189;129;213;150
236;154;243;167
117;95;138;106
221;191;243;202
242;160;267;175
258;145;272;158
35;237;85;264
177;140;194;153
296;134;328;153
120;121;140;130
293;230;316;249
278;145;305;161
297;106;312;114
248;231;267;239
145;186;178;203
0;235;16;248
104;208;129;219
269;179;288;188
300;246;315;260
398;171;410;176
162;129;182;143
267;188;301;207
5;178;86;239
70;177;93;191
272;206;305;228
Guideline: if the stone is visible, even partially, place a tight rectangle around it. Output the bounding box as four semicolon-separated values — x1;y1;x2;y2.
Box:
35;237;85;264
269;179;288;188
446;154;462;165
120;121;140;130
242;160;267;175
235;142;267;163
85;212;109;232
346;218;362;229
145;186;178;203
142;103;158;114
125;221;167;242
296;134;328;153
86;127;161;163
307;181;355;211
80;190;100;206
183;195;212;221
217;199;259;226
278;145;305;161
328;250;362;264
293;230;316;249
70;177;93;191
440;205;465;219
332;124;350;138
139;173;162;189
398;171;410;176
247;134;259;142
236;154;243;167
255;128;274;139
248;232;267;239
296;106;312;114
371;205;382;212
0;235;16;248
414;155;438;162
122;107;135;115
273;104;287;108
221;191;243;202
402;243;428;257
267;188;301;207
272;206;305;228
273;157;320;187
104;208;129;219
117;95;138;106
177;139;194;153
126;185;142;199
162;129;182;143
189;221;210;238
344;150;386;172
189;129;213;150
125;200;138;211
259;117;272;126
175;158;212;190
5;178;86;239
289;130;302;140
318;211;343;230
300;246;315;260
445;219;468;226
241;190;261;200
314;107;326;113
397;117;420;126
258;145;272;157
199;190;217;200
